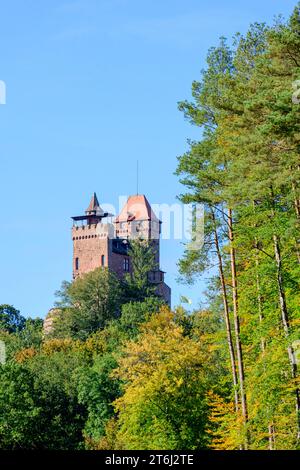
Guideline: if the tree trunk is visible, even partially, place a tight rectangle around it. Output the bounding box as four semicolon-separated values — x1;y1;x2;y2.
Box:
291;180;300;264
254;254;266;352
255;256;277;448
268;424;276;450
228;208;248;448
211;209;239;413
291;172;300;219
254;254;277;448
273;233;300;439
252;202;274;447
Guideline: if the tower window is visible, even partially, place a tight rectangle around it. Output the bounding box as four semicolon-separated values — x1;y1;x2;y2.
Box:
75;257;79;270
123;258;129;272
101;255;105;266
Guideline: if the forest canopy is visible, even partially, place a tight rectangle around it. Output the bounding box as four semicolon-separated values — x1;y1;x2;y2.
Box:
1;4;300;451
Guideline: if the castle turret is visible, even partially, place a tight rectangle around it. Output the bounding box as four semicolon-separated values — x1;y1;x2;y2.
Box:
71;193;114;278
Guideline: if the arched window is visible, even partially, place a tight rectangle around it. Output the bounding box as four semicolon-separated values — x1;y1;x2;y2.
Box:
75;257;79;270
101;255;105;266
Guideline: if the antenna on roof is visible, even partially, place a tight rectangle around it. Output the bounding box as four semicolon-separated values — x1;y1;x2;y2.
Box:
136;160;139;195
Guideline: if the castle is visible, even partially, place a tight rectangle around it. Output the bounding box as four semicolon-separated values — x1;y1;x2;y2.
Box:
71;193;171;304
44;193;170;333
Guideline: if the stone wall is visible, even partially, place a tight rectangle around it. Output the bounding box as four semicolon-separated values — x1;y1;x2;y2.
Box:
72;223;113;278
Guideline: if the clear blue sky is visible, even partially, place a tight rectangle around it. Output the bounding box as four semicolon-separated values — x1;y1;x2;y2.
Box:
0;0;297;318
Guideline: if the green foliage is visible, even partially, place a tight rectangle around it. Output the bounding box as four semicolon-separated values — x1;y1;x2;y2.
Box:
77;353;121;447
176;4;300;450
123;239;158;301
0;316;43;362
17;317;43;349
0;305;26;333
119;297;163;338
53;268;122;340
0;361;86;449
74;298;164;447
2;2;300;451
112;309;214;450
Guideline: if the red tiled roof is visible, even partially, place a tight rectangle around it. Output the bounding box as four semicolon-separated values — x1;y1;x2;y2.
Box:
116;195;159;223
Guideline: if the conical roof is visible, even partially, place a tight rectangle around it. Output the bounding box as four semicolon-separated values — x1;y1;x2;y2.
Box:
85;193;104;216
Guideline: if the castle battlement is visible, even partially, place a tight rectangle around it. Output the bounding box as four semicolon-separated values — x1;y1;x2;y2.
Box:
72;222;115;240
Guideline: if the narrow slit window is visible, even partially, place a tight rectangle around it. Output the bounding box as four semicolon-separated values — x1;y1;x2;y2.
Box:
75;257;79;270
101;255;105;266
123;258;129;272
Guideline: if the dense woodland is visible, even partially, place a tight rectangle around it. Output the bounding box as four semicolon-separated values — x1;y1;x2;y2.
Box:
1;5;300;450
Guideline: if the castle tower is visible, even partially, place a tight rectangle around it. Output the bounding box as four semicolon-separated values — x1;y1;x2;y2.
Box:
115;194;160;265
71;193;171;304
71;193;114;278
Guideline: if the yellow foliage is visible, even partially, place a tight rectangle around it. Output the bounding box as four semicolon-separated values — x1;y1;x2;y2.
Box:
83;329;112;356
113;308;205;390
206;391;244;450
111;308;213;449
15;347;37;363
42;338;80;355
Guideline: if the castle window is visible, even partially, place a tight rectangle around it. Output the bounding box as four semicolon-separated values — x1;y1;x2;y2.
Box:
123;258;129;272
75;257;79;270
101;255;105;266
